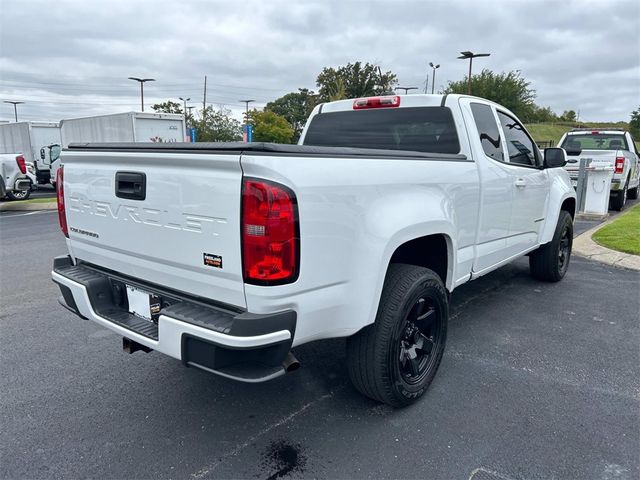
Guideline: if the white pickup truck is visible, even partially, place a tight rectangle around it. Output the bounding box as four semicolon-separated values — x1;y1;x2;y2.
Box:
51;94;576;406
559;129;640;210
0;153;32;200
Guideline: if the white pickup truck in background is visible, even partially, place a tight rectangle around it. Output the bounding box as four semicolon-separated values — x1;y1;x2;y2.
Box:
559;129;640;210
0;121;62;187
51;94;576;406
0;153;32;200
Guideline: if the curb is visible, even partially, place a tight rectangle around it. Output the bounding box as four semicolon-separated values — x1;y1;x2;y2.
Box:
0;201;57;212
573;210;640;271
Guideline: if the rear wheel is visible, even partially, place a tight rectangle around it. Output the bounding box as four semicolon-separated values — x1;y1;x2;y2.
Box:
610;179;628;211
628;183;638;200
6;188;31;201
529;211;573;282
347;264;448;407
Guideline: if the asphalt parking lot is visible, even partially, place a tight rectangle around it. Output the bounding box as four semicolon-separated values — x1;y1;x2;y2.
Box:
1;211;638;480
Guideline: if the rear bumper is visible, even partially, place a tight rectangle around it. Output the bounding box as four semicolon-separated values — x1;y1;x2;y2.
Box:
52;256;296;382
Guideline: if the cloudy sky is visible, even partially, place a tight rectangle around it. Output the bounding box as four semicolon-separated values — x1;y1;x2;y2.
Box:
1;0;638;123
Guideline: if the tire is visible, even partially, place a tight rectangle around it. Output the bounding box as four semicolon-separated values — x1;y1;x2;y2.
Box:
610;179;628;211
529;210;573;282
628;184;638;200
347;264;448;407
6;188;31;201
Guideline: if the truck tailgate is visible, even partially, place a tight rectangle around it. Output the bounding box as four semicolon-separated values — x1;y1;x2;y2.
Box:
63;150;246;309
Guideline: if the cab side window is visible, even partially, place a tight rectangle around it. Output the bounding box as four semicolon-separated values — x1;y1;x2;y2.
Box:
497;111;538;167
470;103;503;161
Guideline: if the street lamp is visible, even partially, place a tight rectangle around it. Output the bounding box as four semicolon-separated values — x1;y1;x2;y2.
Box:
179;96;190;117
239;99;255;123
457;51;490;95
429;62;440;94
395;86;418;95
4;100;24;122
128;77;155;111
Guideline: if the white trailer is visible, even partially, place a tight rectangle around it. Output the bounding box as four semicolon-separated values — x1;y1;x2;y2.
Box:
60;112;186;146
0;121;61;185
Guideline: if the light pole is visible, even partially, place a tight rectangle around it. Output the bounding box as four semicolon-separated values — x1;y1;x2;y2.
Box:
429;62;440;94
395;86;418;95
179;96;190;117
457;51;490;95
4;101;24;122
128;77;155;111
239;99;255;123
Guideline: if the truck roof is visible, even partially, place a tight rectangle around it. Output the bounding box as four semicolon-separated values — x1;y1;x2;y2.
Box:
567;129;628;134
60;111;185;123
315;93;512;115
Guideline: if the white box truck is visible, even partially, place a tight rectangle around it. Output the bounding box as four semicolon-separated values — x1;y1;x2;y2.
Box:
0;121;62;185
60;112;186;146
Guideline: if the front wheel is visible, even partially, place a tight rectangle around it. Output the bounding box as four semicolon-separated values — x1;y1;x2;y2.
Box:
6;188;31;201
347;264;448;407
529;210;573;282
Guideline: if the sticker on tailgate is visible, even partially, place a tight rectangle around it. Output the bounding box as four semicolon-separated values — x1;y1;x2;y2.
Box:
203;253;223;269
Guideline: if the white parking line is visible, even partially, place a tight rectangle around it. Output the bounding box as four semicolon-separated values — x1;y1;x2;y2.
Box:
0;210;56;218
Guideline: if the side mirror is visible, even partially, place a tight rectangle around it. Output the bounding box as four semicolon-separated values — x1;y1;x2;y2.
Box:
49;144;61;163
544;147;567;168
40;148;46;160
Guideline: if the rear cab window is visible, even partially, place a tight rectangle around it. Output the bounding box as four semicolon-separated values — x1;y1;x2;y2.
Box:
561;133;629;151
302;107;461;154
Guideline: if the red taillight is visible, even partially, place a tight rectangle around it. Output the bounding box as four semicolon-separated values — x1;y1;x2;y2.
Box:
615;156;625;174
56;167;68;237
16;155;26;174
241;178;299;285
591;131;599;135
353;95;401;110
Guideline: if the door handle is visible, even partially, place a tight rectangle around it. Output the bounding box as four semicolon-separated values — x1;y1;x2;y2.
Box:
515;178;526;188
115;171;146;200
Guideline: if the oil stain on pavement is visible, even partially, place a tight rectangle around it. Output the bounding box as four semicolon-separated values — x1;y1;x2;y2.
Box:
262;440;306;479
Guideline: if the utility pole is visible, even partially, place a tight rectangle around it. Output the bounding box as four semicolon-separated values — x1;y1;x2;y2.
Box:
4;101;24;122
128;77;155;111
395;86;418;95
239;99;255;123
457;51;490;95
203;75;207;111
429;62;440;94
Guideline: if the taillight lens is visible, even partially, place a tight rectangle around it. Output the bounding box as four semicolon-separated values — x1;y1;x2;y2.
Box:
56;167;68;237
353;95;401;110
241;178;299;285
16;155;26;174
615;157;625;174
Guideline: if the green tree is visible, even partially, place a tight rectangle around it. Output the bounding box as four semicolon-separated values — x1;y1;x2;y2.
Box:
629;106;640;138
246;109;294;144
444;69;536;121
559;110;577;122
196;106;242;142
265;88;318;142
529;105;559;123
151;100;183;114
316;62;397;102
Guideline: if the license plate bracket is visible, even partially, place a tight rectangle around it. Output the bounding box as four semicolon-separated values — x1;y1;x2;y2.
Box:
126;285;161;322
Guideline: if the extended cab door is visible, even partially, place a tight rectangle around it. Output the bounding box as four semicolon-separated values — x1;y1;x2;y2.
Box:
495;111;550;255
460;100;513;273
